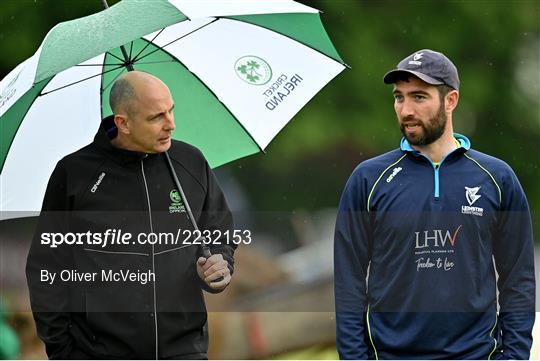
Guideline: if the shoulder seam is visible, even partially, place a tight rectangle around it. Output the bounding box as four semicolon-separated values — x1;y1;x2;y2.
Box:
463;153;502;205
168;155;206;193
366;154;407;212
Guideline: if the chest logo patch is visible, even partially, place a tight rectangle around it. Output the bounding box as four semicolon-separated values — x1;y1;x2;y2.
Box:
465;186;481;206
169;189;186;214
462;186;483;216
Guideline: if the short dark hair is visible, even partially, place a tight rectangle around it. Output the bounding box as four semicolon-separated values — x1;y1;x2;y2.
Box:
109;77;137;116
436;84;453;103
391;73;454;102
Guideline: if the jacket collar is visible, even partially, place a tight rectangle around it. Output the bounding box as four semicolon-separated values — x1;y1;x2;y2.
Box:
400;133;471;153
94;115;156;164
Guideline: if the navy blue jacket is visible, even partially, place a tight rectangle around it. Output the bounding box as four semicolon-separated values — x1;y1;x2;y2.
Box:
334;134;535;359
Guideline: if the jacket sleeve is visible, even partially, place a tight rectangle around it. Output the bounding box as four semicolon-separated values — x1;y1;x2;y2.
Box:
197;161;236;294
25;162;76;359
492;167;535;360
334;168;372;360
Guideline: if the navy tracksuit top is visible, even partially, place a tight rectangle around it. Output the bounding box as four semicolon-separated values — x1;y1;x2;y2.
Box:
334;134;535;360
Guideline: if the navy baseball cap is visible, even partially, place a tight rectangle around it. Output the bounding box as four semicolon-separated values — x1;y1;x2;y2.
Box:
383;49;460;90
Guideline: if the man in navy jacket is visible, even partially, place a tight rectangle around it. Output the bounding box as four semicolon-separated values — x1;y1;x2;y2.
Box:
334;49;535;359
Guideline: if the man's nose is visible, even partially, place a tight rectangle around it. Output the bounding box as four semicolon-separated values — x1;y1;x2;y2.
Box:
164;112;175;131
399;98;415;118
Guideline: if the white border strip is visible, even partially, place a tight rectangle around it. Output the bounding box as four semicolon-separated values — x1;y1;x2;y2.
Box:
168;0;318;19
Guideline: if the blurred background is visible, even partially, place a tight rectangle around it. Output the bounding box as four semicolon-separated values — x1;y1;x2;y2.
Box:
0;0;539;359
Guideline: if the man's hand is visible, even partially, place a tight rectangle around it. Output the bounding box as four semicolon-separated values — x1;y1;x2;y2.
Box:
196;254;231;291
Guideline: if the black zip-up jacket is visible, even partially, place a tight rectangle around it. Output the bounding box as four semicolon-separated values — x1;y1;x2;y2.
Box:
26;118;235;359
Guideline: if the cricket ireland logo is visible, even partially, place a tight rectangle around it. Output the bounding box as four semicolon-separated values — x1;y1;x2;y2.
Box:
169;189;186;214
235;56;272;86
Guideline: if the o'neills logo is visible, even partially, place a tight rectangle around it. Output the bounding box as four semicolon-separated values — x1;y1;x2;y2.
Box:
90;172;106;193
386;167;402;183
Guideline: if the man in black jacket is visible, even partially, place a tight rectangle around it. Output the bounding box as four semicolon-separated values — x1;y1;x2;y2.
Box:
26;71;236;359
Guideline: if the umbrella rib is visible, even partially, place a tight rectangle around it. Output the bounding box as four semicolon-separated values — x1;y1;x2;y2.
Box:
131;28;165;63
75;63;123;67
106;51;125;63
100;52;107;119
39;65;125;96
101;68;127;93
129;41;134;61
133;18;219;64
131;60;177;65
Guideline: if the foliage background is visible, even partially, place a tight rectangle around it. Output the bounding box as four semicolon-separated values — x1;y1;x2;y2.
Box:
0;0;539;358
0;0;539;231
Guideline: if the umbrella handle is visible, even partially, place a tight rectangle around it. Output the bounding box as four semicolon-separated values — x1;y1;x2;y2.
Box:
201;244;212;258
199;240;224;283
164;152;224;283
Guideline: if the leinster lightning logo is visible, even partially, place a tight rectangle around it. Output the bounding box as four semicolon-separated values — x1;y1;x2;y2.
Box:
465;186;481;206
462;186;483;216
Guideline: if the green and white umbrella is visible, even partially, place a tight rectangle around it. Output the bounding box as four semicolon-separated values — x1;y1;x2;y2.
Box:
0;0;346;219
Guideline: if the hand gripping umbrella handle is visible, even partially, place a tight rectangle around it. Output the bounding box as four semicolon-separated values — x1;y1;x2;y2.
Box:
199;238;224;283
164;152;223;282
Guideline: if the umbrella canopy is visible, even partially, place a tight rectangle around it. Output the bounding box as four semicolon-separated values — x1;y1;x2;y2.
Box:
0;0;346;218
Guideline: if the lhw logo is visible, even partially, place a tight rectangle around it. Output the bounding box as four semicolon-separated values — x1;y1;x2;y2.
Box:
415;225;463;249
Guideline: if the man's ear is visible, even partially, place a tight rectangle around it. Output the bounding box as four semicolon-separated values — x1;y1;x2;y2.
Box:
445;90;459;112
114;114;130;135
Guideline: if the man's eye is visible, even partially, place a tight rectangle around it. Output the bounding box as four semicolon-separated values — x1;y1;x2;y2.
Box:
394;95;403;102
414;95;426;101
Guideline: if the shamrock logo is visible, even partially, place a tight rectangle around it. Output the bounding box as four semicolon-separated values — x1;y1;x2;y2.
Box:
170;189;182;204
234;56;272;86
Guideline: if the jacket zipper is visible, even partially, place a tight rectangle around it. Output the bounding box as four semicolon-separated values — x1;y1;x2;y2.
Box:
141;158;159;360
407;139;462;199
416;152;455;199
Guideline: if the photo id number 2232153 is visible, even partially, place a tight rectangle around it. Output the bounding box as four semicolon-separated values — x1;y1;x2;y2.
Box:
183;229;252;245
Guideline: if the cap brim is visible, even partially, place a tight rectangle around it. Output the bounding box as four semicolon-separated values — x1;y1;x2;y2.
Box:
383;69;444;86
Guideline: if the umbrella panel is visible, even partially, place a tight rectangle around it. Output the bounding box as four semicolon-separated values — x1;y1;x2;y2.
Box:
101;39;261;168
227;12;343;64
0;80;50;172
